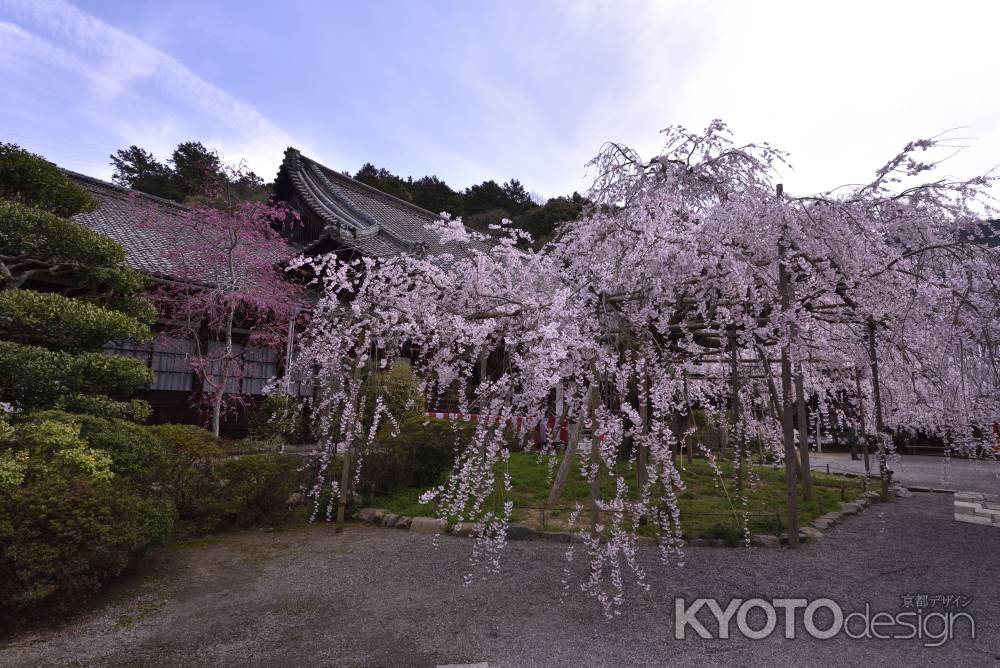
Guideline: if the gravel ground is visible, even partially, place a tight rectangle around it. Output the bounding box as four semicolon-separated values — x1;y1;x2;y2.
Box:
811;452;1000;496
1;494;998;667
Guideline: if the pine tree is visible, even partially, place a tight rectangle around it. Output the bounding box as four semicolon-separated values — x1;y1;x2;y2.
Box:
0;144;154;415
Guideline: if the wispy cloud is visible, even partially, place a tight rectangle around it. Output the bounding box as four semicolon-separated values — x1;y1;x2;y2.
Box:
0;0;297;178
1;0;997;199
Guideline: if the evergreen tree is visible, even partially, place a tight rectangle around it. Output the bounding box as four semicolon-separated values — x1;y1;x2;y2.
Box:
110;141;268;204
169;141;223;197
0;144;154;413
110;146;183;201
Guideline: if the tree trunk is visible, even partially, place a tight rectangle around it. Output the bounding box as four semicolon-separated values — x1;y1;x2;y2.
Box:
336;362;365;533
552;388;571;452
211;378;225;438
210;302;237;438
755;345;783;419
479;352;489;462
776;185;800;547
547;389;592;508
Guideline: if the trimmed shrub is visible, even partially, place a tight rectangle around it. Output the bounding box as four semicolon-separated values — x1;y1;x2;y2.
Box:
360;416;474;498
9;417;115;483
0;143;95;217
368;362;425;420
20;410;165;482
54;394;152;424
0;474;170;624
215;454;300;528
145;424;222;532
0;340;153;407
0;289;152;350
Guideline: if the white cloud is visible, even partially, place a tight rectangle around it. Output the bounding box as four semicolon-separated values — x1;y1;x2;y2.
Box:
0;0;298;178
1;0;995;201
448;0;999;198
586;0;1000;197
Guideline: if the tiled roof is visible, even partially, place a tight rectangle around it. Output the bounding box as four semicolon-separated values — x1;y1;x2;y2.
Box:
279;148;490;258
65;171;298;286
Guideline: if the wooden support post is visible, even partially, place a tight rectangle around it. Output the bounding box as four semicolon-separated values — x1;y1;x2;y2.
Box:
728;328;744;491
588;369;602;537
637;371;649;494
854;368;871;485
795;367;812;499
814;412;822;454
683;372;694;463
335;445;353;533
867;320;891;502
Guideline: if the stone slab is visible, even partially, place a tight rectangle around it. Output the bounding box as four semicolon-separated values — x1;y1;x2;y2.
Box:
410;517;448;534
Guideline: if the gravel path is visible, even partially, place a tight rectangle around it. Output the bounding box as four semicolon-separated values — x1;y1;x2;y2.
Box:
1;494;998;667
811;452;1000;496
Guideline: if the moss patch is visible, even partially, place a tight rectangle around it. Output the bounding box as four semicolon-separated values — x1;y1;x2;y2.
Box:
373;452;868;544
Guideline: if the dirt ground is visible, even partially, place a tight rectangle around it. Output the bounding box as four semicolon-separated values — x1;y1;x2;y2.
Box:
1;493;998;667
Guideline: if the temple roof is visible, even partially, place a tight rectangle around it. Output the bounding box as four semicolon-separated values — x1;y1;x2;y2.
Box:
65;171;297;286
276;148;489;258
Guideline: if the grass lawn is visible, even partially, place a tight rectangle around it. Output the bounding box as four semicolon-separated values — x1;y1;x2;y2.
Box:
372;452;870;544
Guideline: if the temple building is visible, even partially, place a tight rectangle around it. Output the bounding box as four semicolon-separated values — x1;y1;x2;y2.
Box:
64;148;481;432
273;147;487;259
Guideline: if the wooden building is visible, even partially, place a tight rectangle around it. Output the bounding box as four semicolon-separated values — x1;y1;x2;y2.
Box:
273;147;487;259
64;148;483;431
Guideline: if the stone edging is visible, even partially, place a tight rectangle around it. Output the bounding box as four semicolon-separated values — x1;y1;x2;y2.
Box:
953;491;1000;526
357;508;558;543
357;487;901;549
745;489;888;548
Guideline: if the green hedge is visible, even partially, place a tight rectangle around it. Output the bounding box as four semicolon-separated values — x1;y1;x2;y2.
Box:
54;394;152;423
0;474;171;623
215;455;301;528
360;416;473;499
0;415;303;623
0;143;95;217
19;411;164;482
144;424;301;534
0;340;152;407
0;289;152;350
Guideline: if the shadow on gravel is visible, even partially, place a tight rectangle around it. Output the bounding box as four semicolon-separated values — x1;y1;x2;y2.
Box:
2;495;998;667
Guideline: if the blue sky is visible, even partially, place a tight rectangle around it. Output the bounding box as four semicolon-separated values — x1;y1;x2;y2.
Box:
2;0;998;200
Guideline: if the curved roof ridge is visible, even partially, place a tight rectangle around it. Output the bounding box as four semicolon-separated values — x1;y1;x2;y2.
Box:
302;162;380;238
295;150;443;221
279;147;491;259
